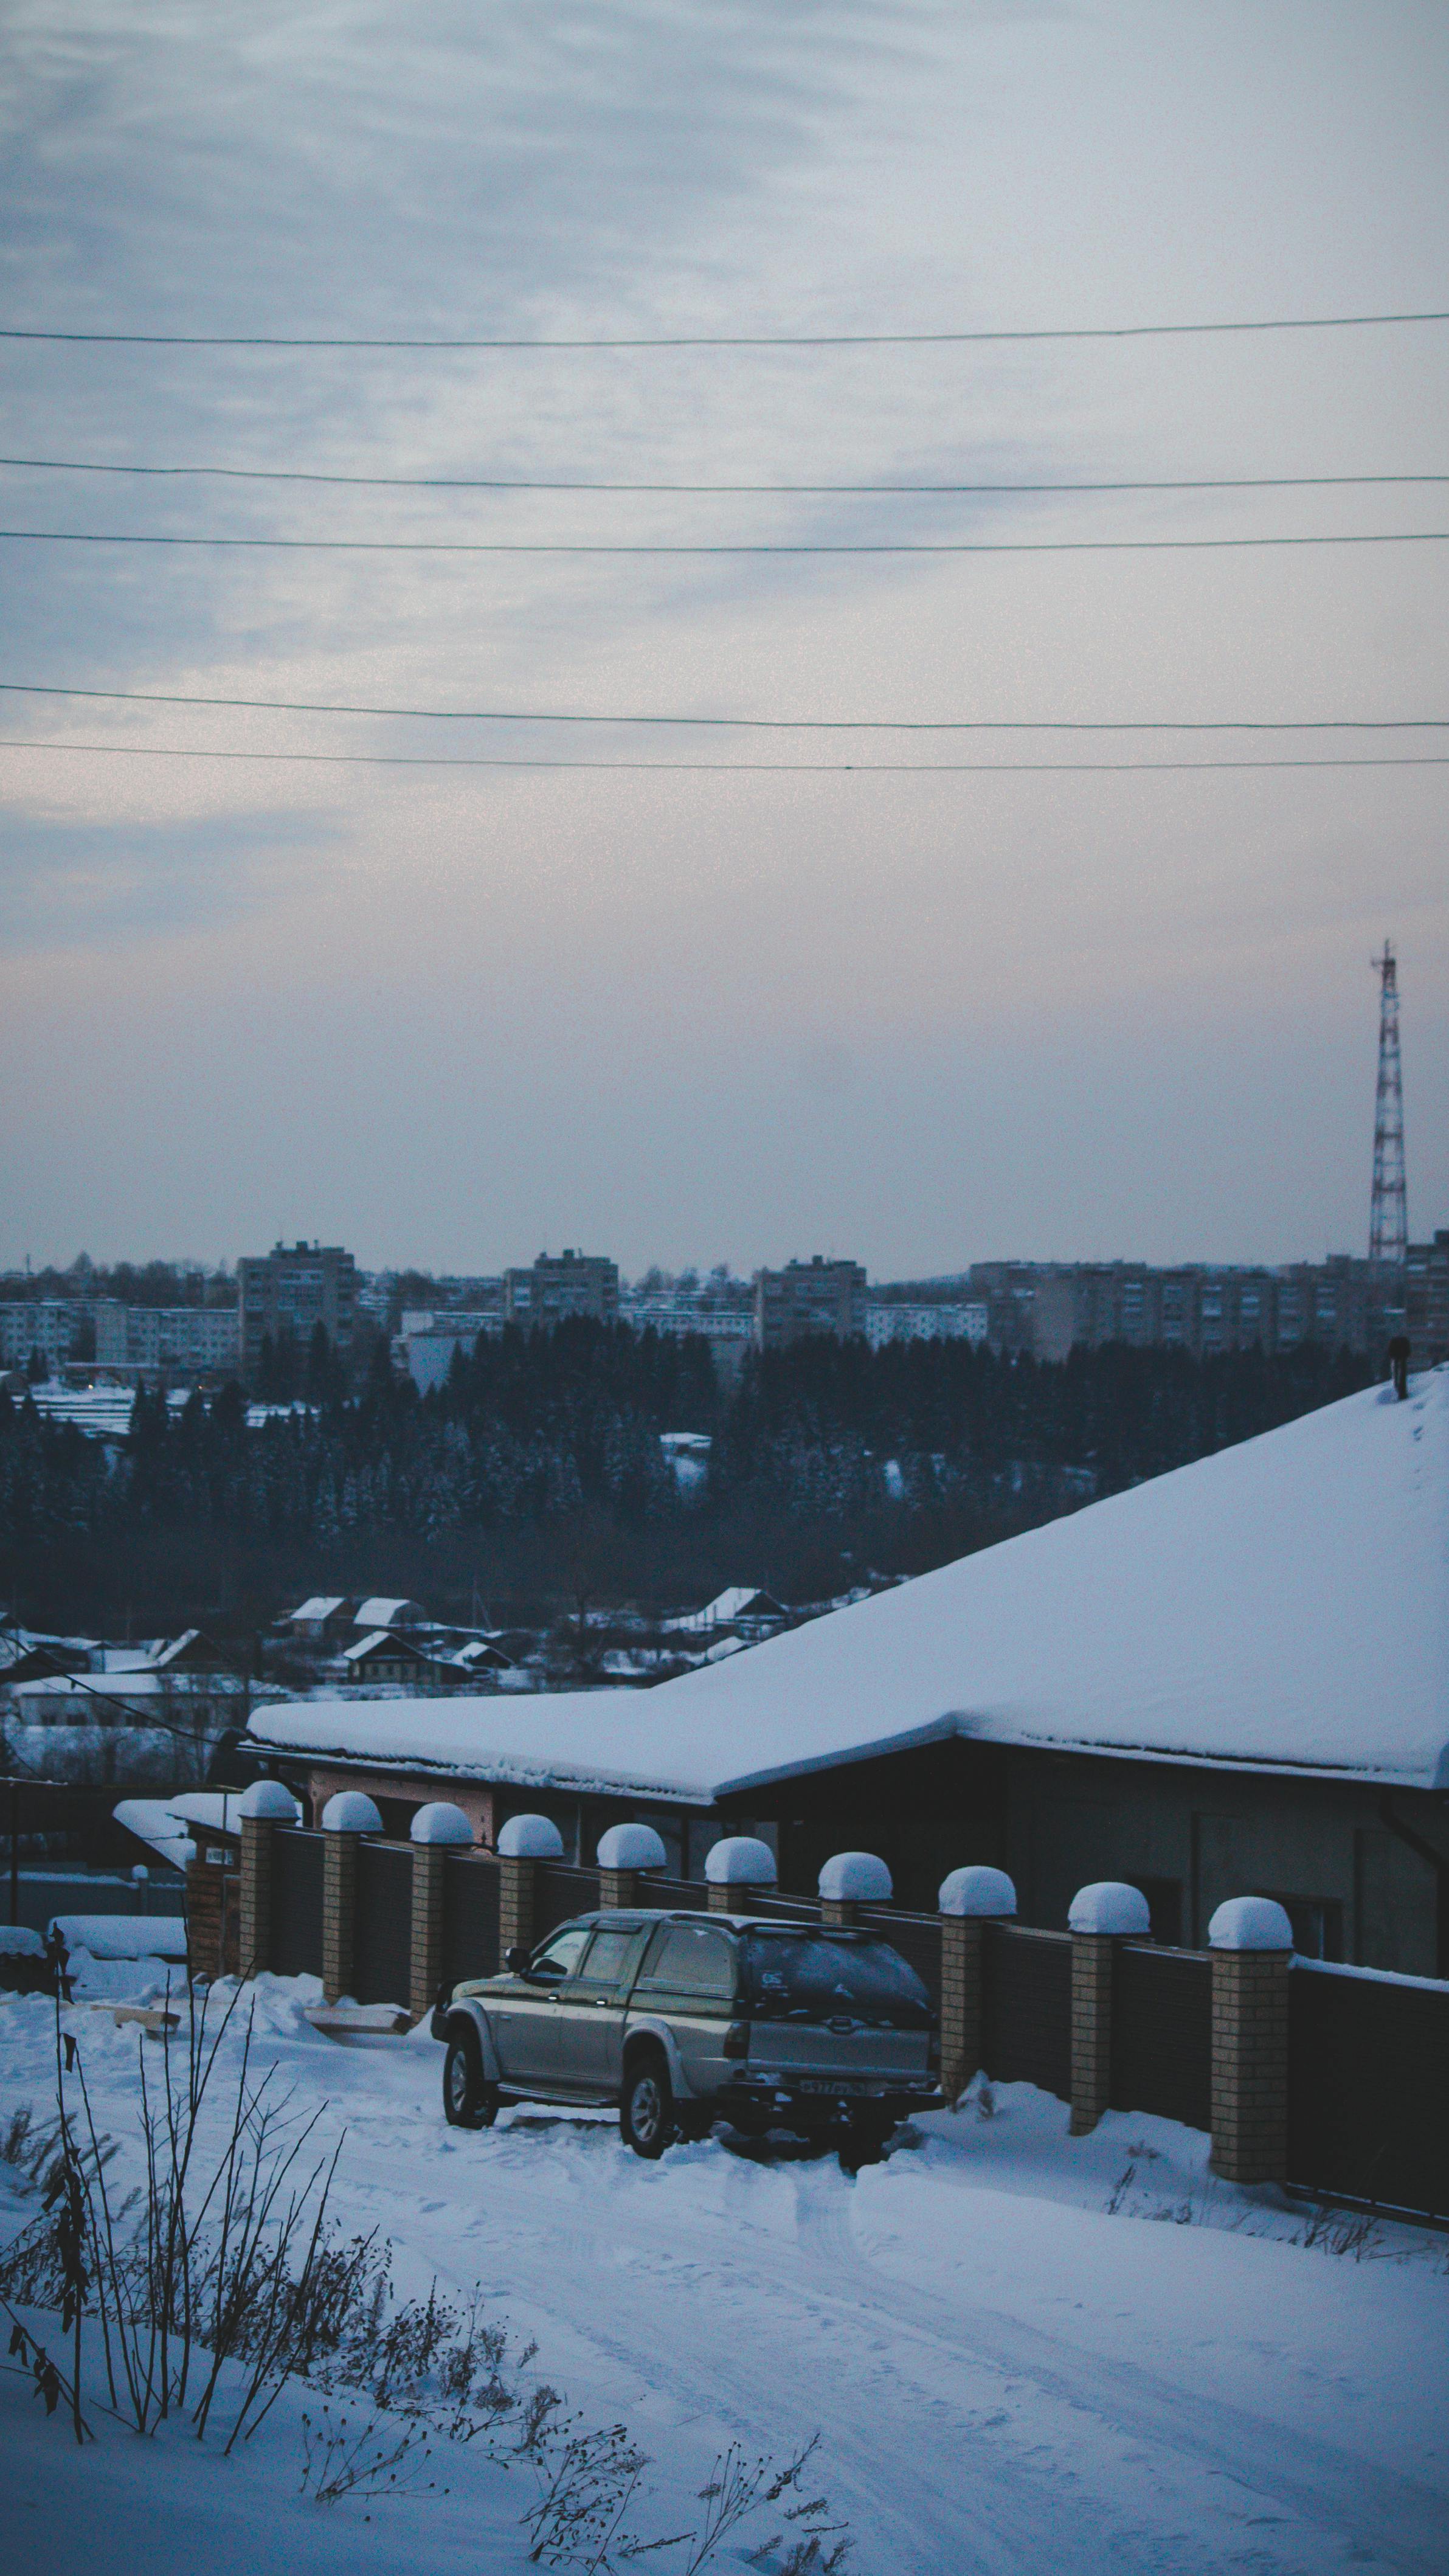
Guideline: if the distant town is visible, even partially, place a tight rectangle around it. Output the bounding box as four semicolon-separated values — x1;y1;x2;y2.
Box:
4;1230;1447;1397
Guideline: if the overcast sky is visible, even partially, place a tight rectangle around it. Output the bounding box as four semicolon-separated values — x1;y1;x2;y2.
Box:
2;0;1446;1278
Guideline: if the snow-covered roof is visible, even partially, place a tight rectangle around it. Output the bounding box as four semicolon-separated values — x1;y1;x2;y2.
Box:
112;1798;196;1872
284;1596;348;1624
663;1586;786;1634
148;1628;202;1668
252;1688;706;1802
342;1629;419;1664
10;1668;240;1702
354;1596;424;1630
249;1377;1449;1799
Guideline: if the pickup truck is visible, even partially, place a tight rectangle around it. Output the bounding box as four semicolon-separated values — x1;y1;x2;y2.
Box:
434;1906;941;2170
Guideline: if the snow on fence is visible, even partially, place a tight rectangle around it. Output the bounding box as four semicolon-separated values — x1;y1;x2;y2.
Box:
224;1823;1449;2223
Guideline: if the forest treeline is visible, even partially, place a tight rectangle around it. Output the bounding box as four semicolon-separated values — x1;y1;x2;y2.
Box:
0;1324;1372;1632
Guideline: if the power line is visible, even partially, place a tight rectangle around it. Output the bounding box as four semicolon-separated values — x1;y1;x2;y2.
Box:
2;526;1445;555
0;682;1442;731
2;309;1447;349
3;738;1445;772
1;454;1445;495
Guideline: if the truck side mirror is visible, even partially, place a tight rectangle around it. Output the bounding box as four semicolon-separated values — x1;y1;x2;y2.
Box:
505;1944;531;1973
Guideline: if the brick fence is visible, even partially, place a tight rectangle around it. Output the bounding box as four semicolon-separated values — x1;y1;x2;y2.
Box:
212;1819;1447;2225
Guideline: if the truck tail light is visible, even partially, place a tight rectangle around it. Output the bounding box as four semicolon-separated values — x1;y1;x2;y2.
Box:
724;2021;750;2058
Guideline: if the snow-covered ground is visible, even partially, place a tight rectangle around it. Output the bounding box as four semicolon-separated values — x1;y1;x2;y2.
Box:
1;1973;1445;2575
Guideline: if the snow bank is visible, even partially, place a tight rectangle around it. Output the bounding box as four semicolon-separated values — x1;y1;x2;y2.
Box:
50;1915;187;1961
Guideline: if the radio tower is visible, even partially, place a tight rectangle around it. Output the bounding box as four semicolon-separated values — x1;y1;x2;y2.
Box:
1369;941;1408;1266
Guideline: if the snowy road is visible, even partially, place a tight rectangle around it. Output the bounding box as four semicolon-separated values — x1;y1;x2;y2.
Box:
3;1979;1445;2574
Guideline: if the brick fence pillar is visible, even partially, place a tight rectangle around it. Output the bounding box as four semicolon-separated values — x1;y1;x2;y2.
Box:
239;1819;274;1978
185;1841;224;1981
705;1835;778;1915
497;1813;565;1957
1068;1881;1150;2136
237;1780;302;1979
409;1801;475;2022
597;1823;668;1916
818;1851;891;1933
320;1790;382;2004
1208;1897;1293;2184
938;1867;1017;2105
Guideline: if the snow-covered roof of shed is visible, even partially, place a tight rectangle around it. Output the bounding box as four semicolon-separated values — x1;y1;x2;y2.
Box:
249;1377;1449;1798
284;1596;348;1623
355;1596;424;1630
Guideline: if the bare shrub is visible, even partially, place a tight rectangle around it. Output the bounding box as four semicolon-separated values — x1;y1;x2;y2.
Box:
0;1984;340;2449
1293;2201;1384;2260
299;2401;437;2505
522;2414;647;2566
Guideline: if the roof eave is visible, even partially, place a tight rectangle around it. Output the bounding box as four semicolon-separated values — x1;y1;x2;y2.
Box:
711;1709;1445;1798
245;1725;713;1809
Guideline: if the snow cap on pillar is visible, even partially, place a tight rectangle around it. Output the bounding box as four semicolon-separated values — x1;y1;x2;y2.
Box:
705;1835;777;1888
320;1790;382;1834
237;1780;302;1823
939;1865;1016;1918
1208;1896;1294;1951
1068;1880;1150;1936
497;1812;565;1860
409;1801;474;1847
818;1851;892;1903
597;1823;668;1872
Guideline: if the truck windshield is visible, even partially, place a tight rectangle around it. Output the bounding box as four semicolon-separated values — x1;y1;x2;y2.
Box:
740;1933;932;2030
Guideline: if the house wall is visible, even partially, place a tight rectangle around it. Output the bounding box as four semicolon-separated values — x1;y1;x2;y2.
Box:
1003;1753;1440;1973
741;1739;1442;1976
276;1731;1443;1973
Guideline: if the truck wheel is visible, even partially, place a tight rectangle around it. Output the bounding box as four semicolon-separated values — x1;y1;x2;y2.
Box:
620;2052;675;2159
443;2026;499;2130
837;2114;891;2175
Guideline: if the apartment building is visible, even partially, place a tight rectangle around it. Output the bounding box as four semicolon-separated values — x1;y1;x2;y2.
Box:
503;1250;620;1328
94;1304;241;1373
0;1301;86;1369
864;1301;989;1349
755;1258;868;1350
238;1241;358;1376
1405;1230;1449;1367
967;1257;1397;1363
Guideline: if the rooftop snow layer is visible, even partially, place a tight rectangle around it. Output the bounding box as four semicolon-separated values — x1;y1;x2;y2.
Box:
249;1375;1449;1798
252;1688;710;1801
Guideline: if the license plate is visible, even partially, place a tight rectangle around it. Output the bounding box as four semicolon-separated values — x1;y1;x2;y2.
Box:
792;2077;884;2096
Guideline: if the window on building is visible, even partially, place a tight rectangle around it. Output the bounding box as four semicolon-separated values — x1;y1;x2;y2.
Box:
1127;1877;1183;1945
1256;1891;1343;1961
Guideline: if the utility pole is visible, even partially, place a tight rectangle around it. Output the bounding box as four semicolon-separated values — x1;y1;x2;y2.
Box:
1369;942;1408;1269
